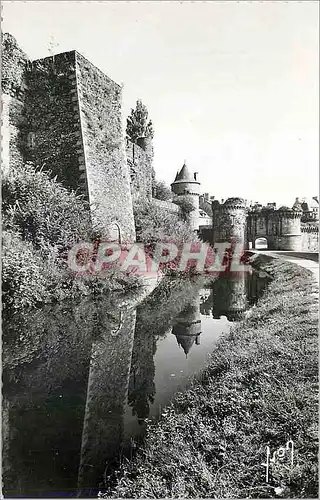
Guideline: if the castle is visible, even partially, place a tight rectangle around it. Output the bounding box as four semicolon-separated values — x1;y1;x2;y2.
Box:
2;33;318;252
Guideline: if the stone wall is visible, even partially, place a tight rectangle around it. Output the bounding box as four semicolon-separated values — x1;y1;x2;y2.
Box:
247;209;303;251
152;198;181;213
2;33;136;241
76;52;135;240
77;307;136;492
301;225;319;252
1;33;29;172
23;51;83;190
212;198;247;245
126;138;153;202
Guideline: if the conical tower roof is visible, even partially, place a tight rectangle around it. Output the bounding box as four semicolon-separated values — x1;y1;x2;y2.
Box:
173;170;180;182
175;162;194;182
175;334;197;357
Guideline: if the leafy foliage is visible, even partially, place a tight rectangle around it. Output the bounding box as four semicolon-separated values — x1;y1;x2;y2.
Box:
133;199;198;245
126;99;154;143
2;162;92;255
152;179;173;201
2;229;49;309
172;196;196;221
2;163;141;311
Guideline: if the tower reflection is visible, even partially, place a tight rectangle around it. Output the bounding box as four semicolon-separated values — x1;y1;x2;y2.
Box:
211;272;247;322
171;292;202;357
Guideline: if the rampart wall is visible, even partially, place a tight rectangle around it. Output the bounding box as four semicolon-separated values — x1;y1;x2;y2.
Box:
126;138;153;202
2;34;136;241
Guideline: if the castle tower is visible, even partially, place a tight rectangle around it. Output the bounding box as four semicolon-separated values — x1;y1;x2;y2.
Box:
2;33;136;242
172;295;202;357
212;197;247;246
171;161;201;231
276;208;302;251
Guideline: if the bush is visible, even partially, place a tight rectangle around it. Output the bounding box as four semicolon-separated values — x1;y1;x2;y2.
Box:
2;163;142;311
153;180;173;201
2;163;92;256
2;229;49;310
133;199;199;245
172;196;196;221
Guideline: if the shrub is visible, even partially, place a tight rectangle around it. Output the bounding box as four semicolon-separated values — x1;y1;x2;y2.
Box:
133;199;199;245
2;163;142;311
2;229;49;310
153;180;173;201
2;163;92;256
172;196;196;221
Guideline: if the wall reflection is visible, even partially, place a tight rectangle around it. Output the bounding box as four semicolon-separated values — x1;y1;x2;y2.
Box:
2;272;270;497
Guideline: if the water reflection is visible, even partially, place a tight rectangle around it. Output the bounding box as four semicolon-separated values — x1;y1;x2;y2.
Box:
2;270;270;498
172;297;201;357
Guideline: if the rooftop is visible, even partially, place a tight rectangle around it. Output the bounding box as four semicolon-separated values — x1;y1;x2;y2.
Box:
172;162;200;184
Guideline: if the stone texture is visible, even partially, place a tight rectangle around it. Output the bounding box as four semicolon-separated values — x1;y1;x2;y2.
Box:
2;35;136;241
301;225;319;252
212;198;247;245
76;52;135;240
206;200;318;252
126;138;153;202
23;51;82;190
1;34;29;172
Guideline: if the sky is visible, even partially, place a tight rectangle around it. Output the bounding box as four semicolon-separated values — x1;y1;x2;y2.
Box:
2;0;319;206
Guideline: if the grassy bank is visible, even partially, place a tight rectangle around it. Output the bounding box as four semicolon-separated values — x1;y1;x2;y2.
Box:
105;256;318;498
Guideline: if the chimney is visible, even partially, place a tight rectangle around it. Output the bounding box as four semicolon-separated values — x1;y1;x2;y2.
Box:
194;172;198;181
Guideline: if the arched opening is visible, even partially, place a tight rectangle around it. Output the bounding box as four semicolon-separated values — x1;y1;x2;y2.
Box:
254;237;268;250
106;222;121;243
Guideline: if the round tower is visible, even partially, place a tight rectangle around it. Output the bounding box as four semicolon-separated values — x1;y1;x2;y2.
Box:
212;197;247;247
171;161;201;231
277;208;302;251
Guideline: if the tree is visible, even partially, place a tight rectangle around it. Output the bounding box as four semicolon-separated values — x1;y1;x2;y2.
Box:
173;197;196;221
126;100;154;143
153;180;172;201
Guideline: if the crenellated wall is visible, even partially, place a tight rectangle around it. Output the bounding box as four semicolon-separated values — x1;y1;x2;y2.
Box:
200;199;318;252
301;225;319;252
212;197;247;245
247;209;303;251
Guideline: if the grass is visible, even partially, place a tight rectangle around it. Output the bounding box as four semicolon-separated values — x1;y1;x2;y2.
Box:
104;255;318;498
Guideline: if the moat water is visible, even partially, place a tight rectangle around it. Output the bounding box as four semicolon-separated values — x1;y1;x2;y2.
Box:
2;270;270;498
